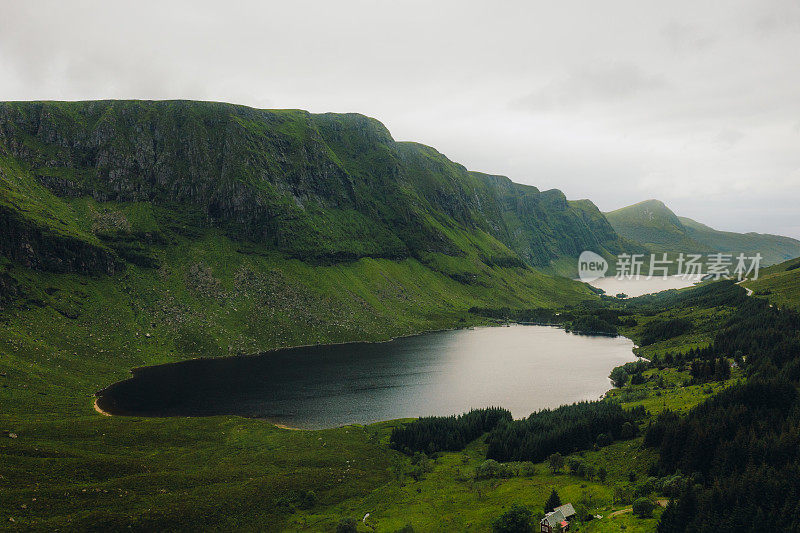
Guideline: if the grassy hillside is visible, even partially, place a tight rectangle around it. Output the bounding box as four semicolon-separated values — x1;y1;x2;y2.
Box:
0;100;630;276
606;200;705;253
606;199;800;265
0;227;759;531
2;253;708;531
743;256;800;310
0;158;592;418
0;202;593;531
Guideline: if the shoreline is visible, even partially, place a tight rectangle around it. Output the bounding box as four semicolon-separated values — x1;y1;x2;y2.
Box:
92;322;637;429
273;423;302;431
97;323;479;385
91;322;481;421
93;398;112;416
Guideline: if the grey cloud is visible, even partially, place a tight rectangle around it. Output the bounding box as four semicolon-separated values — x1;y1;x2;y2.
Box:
511;63;668;112
750;0;800;37
715;129;745;148
661;21;716;53
0;0;799;239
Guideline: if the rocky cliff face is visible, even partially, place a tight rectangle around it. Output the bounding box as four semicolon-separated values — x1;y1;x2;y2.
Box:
0;206;119;274
0;100;627;272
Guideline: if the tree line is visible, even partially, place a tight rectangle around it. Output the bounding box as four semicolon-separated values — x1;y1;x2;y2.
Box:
389;407;511;454
485;401;646;462
469;305;638;336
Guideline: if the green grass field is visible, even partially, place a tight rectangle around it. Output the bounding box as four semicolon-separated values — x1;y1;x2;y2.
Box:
285;430;662;532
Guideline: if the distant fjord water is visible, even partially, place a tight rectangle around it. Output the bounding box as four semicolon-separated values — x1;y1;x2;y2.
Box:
586;274;703;298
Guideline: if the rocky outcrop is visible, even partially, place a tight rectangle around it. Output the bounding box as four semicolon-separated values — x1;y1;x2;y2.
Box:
0;206;120;274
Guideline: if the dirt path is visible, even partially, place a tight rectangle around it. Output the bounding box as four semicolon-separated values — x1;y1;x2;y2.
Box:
736;279;754;296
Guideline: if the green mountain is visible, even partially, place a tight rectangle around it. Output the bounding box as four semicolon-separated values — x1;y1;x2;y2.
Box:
0;100;629;279
678;216;800;264
606;199;800;265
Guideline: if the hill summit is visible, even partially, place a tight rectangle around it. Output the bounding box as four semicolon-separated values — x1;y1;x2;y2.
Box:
606;199;800;265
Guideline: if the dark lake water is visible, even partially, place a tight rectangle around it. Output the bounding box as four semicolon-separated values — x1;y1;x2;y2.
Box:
96;325;637;429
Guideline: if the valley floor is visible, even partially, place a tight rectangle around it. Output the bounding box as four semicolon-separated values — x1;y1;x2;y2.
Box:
4;353;725;532
0;245;748;531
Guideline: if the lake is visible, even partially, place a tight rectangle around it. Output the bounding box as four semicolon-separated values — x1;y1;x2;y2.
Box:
96;325;637;429
587;274;703;298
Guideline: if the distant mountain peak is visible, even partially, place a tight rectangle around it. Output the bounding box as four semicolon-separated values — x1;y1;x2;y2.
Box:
606;199;800;265
606;199;685;239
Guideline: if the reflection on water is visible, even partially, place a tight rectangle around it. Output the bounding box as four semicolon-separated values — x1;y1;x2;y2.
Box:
97;325;637;429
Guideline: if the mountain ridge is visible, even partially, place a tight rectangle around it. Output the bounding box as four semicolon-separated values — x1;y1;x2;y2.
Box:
606;199;800;265
0;100;630;277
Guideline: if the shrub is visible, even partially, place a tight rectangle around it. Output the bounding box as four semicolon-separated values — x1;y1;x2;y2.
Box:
336;518;358;533
632;497;654;518
596;433;613;447
610;367;628;388
409;451;433;480
519;462;537;477
493;504;533;533
548;452;564;473
298;490;318;509
476;459;512;480
620;422;636;439
614;485;633;505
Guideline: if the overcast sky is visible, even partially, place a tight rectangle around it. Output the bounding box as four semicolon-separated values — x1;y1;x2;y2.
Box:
2;1;799;238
